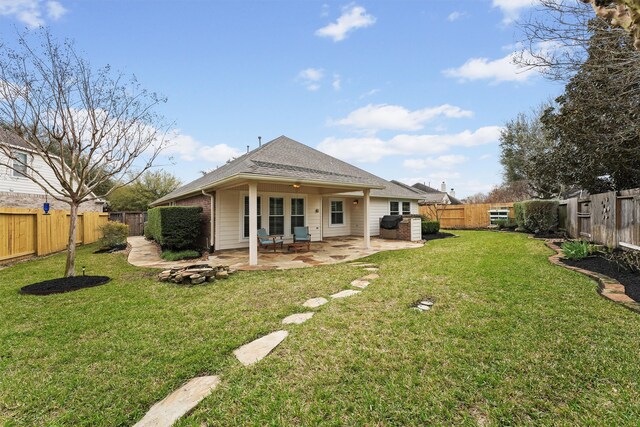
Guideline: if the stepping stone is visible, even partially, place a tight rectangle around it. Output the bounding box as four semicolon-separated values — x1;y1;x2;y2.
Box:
361;273;380;280
420;300;434;306
303;297;328;308
349;263;378;268
330;289;361;299
417;304;431;311
350;279;369;289
134;376;220;427
363;267;379;272
233;330;289;366
282;312;315;325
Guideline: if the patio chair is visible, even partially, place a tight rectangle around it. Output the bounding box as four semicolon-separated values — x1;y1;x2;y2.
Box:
257;228;284;253
292;226;311;251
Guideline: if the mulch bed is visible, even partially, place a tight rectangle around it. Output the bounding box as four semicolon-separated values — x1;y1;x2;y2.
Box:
93;244;127;254
561;256;640;302
20;276;111;296
423;232;457;242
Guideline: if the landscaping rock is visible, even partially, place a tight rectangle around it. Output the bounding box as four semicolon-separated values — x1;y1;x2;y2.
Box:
282;312;315;325
362;273;380;280
417;304;431;311
420;300;434;306
233;330;289;366
157;264;235;285
302;297;328;308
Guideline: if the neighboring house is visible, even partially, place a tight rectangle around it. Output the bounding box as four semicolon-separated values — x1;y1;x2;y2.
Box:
407;181;463;205
0;129;104;212
151;136;423;265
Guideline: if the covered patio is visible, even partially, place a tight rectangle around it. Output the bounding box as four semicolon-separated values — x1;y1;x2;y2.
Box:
208;236;424;270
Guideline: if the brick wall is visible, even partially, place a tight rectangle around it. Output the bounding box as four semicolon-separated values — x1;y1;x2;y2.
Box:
0;191;104;212
173;193;213;249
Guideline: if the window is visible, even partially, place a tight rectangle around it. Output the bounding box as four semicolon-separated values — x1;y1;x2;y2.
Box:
269;197;284;235
402;201;411;215
390;201;411;216
290;198;304;234
243;196;262;238
13;152;27;178
389;201;399;215
330;200;344;225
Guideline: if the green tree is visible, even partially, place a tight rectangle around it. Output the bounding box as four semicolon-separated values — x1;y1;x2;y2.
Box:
107;171;181;211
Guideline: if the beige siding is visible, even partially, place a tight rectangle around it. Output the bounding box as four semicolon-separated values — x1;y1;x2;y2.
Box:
217;190;323;250
322;197;351;237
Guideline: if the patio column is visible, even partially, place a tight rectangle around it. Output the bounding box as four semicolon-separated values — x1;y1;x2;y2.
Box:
363;188;371;249
249;182;258;266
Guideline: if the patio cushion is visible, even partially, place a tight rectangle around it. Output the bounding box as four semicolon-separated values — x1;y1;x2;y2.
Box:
293;226;311;242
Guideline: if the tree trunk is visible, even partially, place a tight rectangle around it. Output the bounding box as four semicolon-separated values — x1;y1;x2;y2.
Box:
65;202;79;277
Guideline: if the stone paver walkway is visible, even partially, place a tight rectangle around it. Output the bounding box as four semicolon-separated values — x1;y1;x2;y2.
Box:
127;236;199;269
233;330;289;366
282;312;315;325
330;289;361;299
134;376;220;427
135;261;384;426
303;297;329;308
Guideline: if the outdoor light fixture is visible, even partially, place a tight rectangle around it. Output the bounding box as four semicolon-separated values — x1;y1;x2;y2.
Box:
353;199;359;205
292;183;301;189
43;193;50;215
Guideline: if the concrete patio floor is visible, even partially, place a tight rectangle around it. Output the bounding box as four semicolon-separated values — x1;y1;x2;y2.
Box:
208;237;424;270
127;236;423;270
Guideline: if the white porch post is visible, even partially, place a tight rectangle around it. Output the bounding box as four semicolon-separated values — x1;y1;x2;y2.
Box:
249;182;258;266
363;188;371;249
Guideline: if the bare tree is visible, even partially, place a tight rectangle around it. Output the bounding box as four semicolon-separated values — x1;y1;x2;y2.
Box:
0;30;169;277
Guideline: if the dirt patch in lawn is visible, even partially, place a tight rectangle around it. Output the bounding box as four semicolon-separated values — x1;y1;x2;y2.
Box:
562;256;640;302
20;276;111;296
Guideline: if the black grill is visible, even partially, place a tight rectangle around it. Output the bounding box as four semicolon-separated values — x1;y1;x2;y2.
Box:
380;215;403;230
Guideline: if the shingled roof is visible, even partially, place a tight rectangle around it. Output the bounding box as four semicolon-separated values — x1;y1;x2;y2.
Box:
153;135;422;204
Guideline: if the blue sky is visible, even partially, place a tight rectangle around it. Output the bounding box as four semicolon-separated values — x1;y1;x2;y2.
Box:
0;0;564;198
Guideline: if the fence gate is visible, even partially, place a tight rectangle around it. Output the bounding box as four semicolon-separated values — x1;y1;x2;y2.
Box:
109;212;147;236
578;200;591;238
617;196;639;250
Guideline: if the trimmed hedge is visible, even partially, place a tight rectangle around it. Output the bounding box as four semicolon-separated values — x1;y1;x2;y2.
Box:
146;206;202;250
513;200;558;233
422;220;440;235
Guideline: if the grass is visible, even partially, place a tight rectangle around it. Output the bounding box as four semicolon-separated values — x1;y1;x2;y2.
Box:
160;249;201;261
1;231;640;425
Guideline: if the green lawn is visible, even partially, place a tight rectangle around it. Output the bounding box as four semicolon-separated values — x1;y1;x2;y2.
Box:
1;231;640;426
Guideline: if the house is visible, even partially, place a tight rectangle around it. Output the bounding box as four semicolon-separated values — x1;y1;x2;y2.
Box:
408;181;462;205
0;128;104;212
151;135;423;265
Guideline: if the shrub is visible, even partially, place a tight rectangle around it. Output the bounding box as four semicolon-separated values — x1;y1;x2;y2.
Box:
514;200;559;233
495;218;517;230
422;220;440;235
513;202;526;231
97;221;129;249
146;206;202;250
161;249;201;261
562;240;594;260
606;249;640;273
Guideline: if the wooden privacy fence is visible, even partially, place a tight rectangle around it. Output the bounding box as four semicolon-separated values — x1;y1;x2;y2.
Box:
419;203;515;229
560;188;640;250
109;211;147;236
0;208;109;262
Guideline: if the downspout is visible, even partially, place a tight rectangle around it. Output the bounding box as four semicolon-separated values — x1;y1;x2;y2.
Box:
202;190;215;252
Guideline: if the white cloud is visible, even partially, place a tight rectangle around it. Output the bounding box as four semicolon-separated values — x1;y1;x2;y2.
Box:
443;52;536;84
447;11;466;22
297;67;324;91
492;0;536;25
332;74;341;91
321;3;329;17
0;0;67;27
359;88;380;99
332;103;473;132
403;155;468;171
46;0;66;19
479;153;492;160
199;144;244;164
315;4;376;42
161;130;242;164
317;126;502;163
